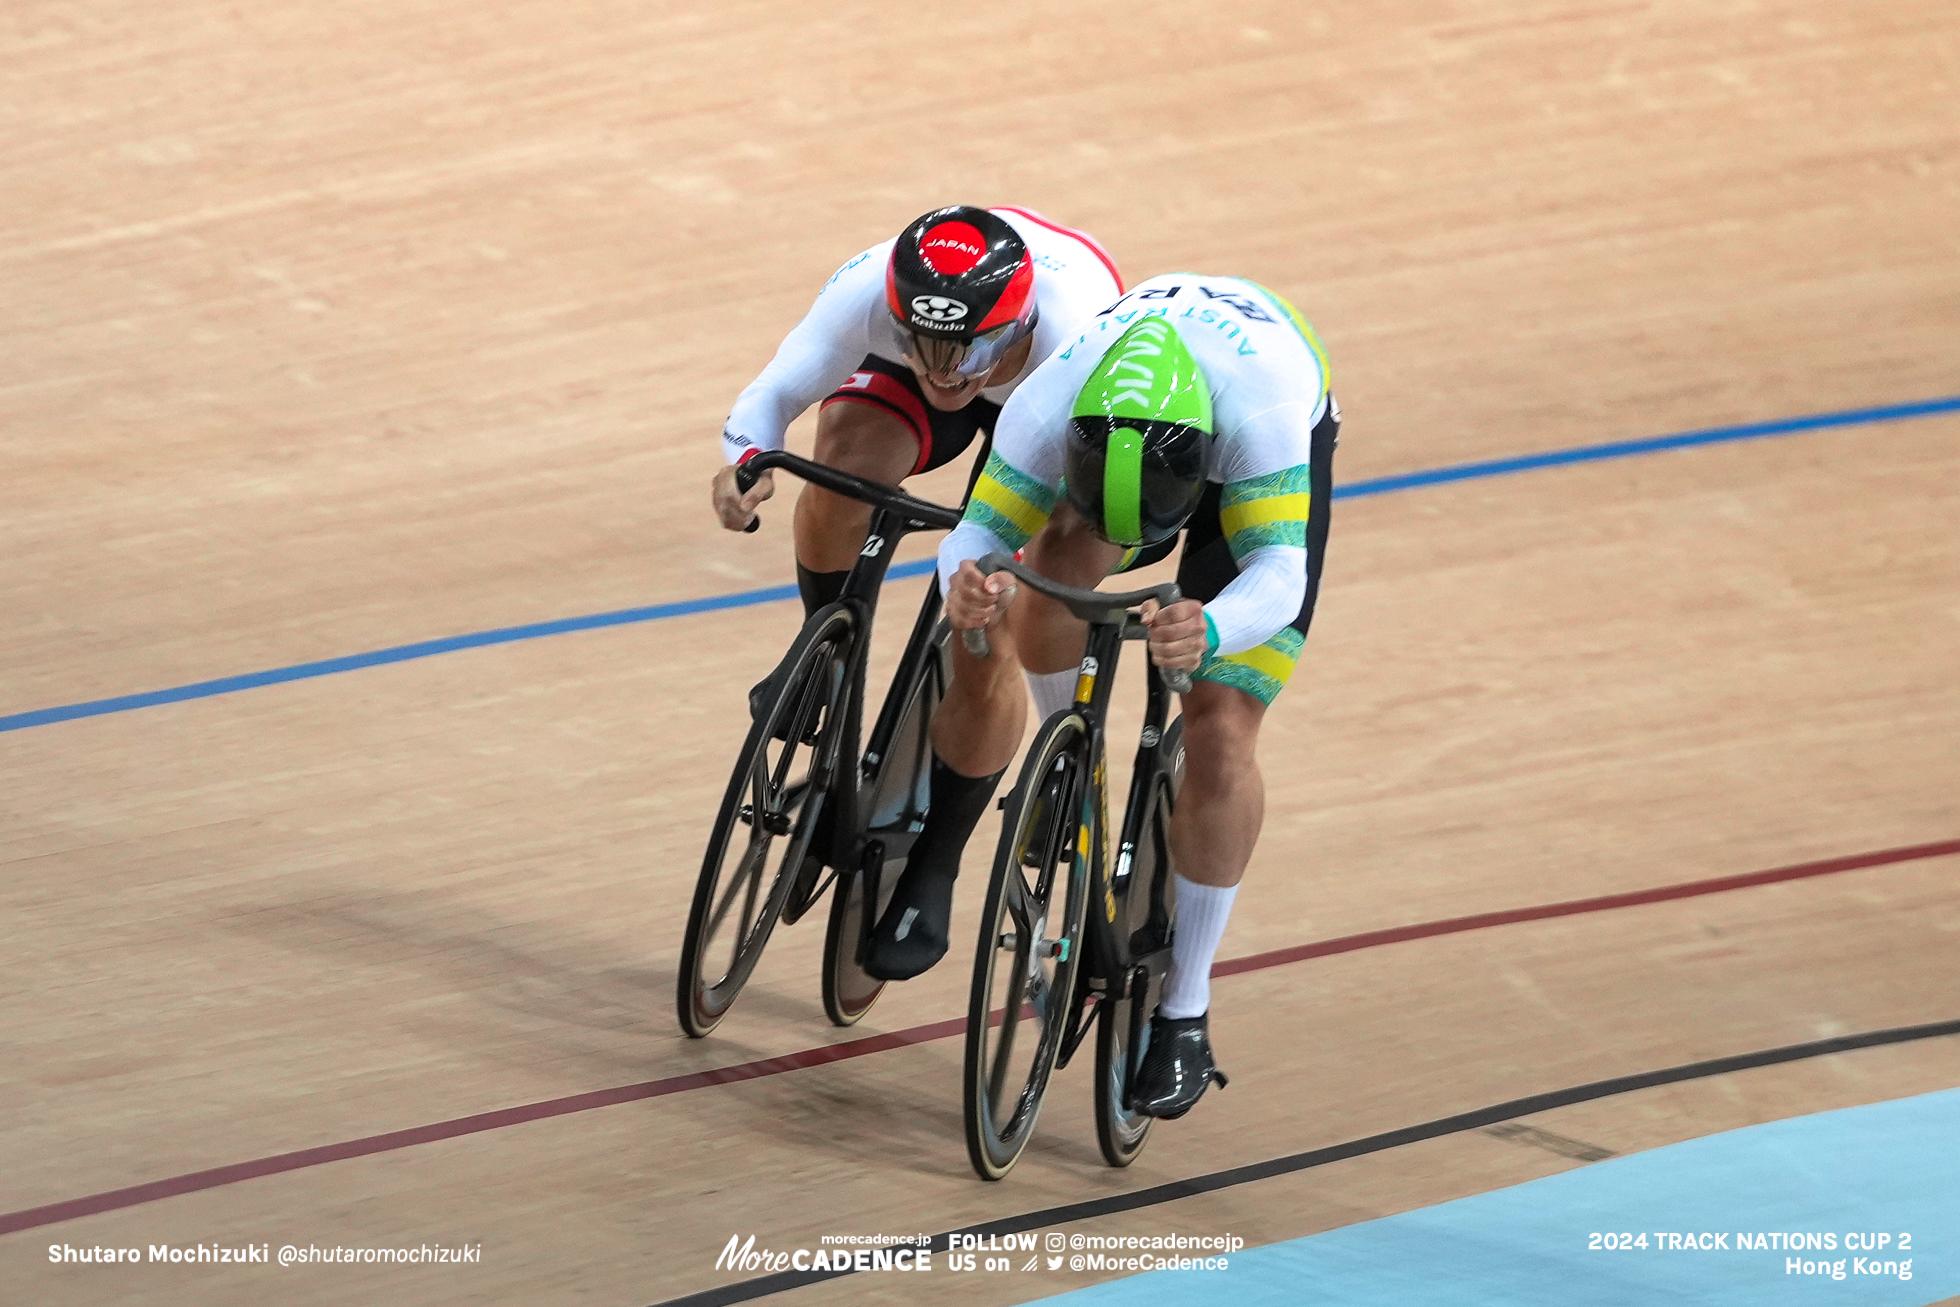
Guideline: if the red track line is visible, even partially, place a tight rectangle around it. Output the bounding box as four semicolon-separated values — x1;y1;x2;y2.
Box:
0;1017;966;1239
1213;836;1960;979
4;837;1955;1239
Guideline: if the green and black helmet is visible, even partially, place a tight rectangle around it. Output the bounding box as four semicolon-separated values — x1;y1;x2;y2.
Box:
1063;317;1214;547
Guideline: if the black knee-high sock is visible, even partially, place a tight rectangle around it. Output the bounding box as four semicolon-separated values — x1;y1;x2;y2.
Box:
899;756;1008;891
865;756;1006;979
796;562;850;618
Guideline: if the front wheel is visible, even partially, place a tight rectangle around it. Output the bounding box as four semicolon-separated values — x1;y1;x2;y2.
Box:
676;606;854;1038
963;712;1092;1181
1095;714;1184;1166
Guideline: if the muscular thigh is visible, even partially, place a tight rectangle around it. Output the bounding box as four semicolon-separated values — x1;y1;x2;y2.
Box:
811;399;924;485
817;354;995;479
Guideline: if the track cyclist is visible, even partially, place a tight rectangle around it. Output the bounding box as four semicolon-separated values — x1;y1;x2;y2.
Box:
710;205;1122;643
863;274;1338;1121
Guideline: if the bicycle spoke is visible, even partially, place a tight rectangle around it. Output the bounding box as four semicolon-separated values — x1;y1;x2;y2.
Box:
737;846;764;942
1002;872;1034;936
776;660;828;776
1001;801;1063;1104
988;956;1029;1120
704;834;770;949
748;752;773;835
778;776;810;814
769;729;802;794
1030;808;1069;902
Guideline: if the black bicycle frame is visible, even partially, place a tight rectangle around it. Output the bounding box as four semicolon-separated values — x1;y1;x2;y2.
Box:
1053;617;1180;1069
733;448;980;885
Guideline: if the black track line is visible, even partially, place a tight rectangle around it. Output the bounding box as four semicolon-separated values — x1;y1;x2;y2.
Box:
650;1016;1960;1307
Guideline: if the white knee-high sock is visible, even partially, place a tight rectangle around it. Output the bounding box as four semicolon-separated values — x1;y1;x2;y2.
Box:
1160;875;1238;1019
1027;669;1077;722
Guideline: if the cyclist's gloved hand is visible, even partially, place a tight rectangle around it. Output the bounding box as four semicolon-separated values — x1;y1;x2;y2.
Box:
711;462;775;531
1139;598;1207;673
948;559;1016;637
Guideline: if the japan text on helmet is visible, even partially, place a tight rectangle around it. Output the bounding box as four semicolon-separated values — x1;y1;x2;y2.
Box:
1063;317;1214;548
884;206;1039;382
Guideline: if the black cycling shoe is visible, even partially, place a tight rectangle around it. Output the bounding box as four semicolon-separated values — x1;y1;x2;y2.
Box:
1128;1011;1229;1120
862;862;958;981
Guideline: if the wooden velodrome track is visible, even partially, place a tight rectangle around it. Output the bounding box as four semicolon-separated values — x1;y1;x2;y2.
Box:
4;1;1957;1303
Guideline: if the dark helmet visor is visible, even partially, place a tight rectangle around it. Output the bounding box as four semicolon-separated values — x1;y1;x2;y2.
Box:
1063;416;1212;548
883;307;1037;383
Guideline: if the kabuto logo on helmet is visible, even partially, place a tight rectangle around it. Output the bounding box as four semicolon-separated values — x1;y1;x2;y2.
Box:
916;221;987;275
911;295;969;323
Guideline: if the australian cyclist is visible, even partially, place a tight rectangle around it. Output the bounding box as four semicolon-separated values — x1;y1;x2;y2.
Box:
862;274;1339;1121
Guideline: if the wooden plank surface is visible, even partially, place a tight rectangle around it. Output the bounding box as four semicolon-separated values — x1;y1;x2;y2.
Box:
3;1;1956;1303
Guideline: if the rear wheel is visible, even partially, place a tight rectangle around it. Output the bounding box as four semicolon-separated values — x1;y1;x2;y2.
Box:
963;713;1092;1181
1095;714;1184;1166
820;850;894;1027
676;607;854;1038
822;632;945;1026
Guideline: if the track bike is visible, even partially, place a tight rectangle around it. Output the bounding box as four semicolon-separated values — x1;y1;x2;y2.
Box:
676;450;972;1038
957;552;1193;1180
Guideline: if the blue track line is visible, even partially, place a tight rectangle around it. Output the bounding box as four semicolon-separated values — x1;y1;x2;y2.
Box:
1336;394;1960;499
6;393;1958;735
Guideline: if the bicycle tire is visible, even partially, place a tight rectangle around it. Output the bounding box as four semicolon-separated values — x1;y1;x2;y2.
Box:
963;710;1093;1181
676;606;855;1038
1094;714;1185;1166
